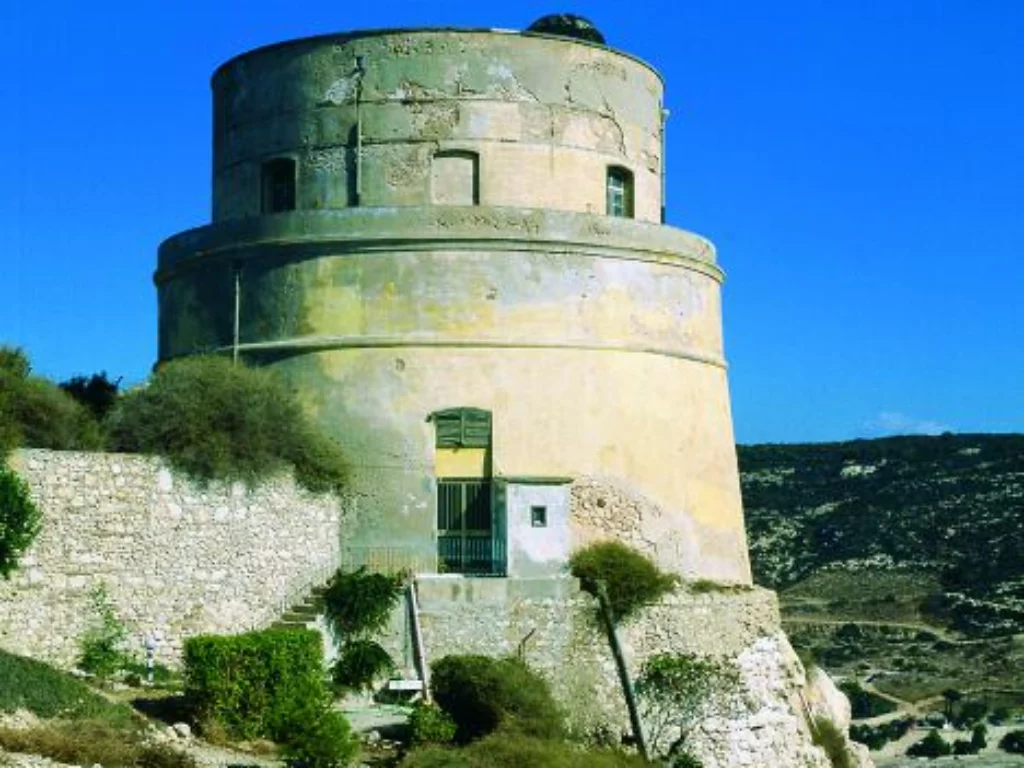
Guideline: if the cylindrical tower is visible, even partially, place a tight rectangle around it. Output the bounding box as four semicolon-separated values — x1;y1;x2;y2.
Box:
157;23;751;583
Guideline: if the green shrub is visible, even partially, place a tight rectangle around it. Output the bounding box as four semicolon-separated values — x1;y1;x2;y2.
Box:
408;703;457;745
0;347;102;451
331;639;394;692
907;729;951;758
811;717;854;768
635;653;740;759
400;730;650;768
0;649;135;725
77;583;134;679
569;541;679;622
838;681;897;719
1001;729;1024;754
280;709;360;768
0;466;41;579
431;656;563;743
323;567;405;637
60;372;120;421
184;628;328;741
106;356;347;493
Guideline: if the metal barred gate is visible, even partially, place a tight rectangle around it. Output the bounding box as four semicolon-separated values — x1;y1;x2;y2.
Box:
437;479;506;575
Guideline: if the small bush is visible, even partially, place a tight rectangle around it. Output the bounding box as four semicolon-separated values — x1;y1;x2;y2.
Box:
1001;729;1024;754
0;649;136;725
812;717;854;768
431;655;563;743
408;703;457;745
0;466;42;579
400;730;649;768
323;567;405;637
77;583;134;679
184;628;328;741
569;541;679;622
907;729;951;758
281;709;360;768
838;681;897;719
331;639;394;692
106;356;347;494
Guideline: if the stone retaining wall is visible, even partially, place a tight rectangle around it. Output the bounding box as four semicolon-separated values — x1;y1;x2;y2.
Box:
0;449;344;665
396;577;842;768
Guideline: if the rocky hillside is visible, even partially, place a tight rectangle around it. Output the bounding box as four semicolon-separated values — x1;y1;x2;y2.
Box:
739;433;1024;636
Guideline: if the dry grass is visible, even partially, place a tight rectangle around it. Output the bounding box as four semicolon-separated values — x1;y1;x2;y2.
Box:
0;720;195;768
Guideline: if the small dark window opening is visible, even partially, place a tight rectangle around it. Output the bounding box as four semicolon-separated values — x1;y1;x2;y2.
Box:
262;158;296;213
606;166;634;218
530;506;548;528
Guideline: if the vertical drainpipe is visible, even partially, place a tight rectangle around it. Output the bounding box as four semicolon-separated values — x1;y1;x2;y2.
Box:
660;104;670;224
232;262;241;365
355;55;366;206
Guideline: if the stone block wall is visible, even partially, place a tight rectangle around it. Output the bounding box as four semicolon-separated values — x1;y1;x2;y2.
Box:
0;449;345;666
400;577;838;768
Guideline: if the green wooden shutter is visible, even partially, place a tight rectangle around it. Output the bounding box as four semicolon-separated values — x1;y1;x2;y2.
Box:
433;407;491;448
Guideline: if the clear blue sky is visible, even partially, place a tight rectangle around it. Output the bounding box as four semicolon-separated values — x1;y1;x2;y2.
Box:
2;1;1022;444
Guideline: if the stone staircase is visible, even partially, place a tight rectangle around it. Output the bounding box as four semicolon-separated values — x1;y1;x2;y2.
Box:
270;586;326;630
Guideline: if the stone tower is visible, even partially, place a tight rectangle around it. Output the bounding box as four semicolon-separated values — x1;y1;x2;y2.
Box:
157;21;751;585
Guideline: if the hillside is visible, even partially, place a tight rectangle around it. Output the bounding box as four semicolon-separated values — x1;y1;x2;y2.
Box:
740;433;1024;636
740;434;1024;720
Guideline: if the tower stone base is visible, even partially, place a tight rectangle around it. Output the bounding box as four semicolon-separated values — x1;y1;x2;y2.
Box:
392;577;872;768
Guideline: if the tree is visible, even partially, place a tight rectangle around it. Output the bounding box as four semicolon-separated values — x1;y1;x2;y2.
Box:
1000;730;1024;755
60;372;121;421
0;466;42;579
941;688;963;719
635;652;741;760
907;730;951;758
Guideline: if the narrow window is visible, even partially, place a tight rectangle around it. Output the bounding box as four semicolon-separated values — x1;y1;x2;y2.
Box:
530;506;548;528
606;166;634;218
261;158;296;213
431;150;479;205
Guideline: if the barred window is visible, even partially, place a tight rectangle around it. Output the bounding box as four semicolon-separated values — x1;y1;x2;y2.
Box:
606;166;634;218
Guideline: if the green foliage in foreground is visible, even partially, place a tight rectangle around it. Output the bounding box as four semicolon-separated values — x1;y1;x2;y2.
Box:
322;567;405;691
107;356;347;494
0;649;136;726
431;655;564;743
0;345;103;453
184;628;358;767
408;703;457;745
399;730;650;768
0;466;42;579
569;541;679;623
636;653;739;761
77;583;133;678
811;717;855;768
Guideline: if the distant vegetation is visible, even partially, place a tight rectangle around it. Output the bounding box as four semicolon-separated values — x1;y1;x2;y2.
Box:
741;434;1024;636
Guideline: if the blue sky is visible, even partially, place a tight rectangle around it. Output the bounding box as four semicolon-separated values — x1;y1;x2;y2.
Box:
1;1;1022;444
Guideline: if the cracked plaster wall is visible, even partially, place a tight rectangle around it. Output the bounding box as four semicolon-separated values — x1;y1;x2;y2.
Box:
212;30;664;221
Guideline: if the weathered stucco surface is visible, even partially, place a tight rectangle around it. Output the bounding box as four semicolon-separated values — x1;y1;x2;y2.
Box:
0;450;342;665
211;30;664;222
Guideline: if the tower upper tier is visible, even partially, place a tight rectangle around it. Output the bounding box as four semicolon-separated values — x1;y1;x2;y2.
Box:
211;28;666;222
